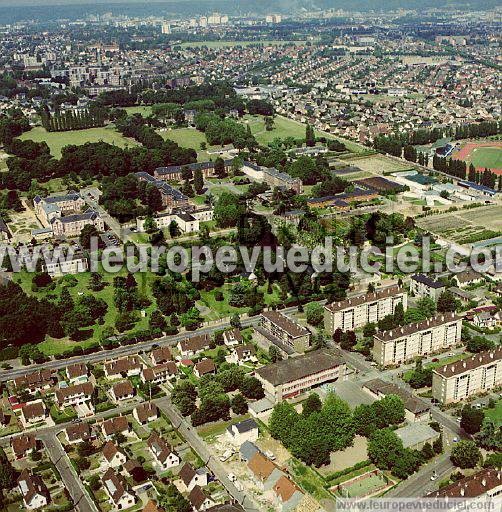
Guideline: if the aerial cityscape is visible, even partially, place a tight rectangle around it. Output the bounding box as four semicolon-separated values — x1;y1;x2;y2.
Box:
0;1;500;511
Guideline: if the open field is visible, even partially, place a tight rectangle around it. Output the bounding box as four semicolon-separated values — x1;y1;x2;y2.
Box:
158;127;218;161
344;154;415;175
243;114;311;145
0;149;8;170
124;105;153;117
178;40;308;49
18;125;139;158
416;205;502;244
452;141;502;174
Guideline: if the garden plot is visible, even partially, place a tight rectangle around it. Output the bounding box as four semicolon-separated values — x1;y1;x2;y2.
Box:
341;155;414;175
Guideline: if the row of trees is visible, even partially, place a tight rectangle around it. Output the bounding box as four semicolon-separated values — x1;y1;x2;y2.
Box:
40;109;106;132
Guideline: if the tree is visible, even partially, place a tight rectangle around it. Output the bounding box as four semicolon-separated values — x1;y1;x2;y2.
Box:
143;216;156;233
433;435;443;454
230;313;241;329
421;442;435;460
231;393;248;415
158;483;191;512
269;402;299;447
79;224;100;250
214;157;227;178
373;395;405;427
149;310;166;331
466;336;495;353
304;302;324;327
353;403;377;437
340;330;357;350
416;297;436;318
193;169;204;194
475;418;502;450
363;322;377;337
461;405;485;435
0;447;17;492
451;440;480;469
437;291;459;313
391;448;422;479
168;220;180;238
268;345;283;363
368;429;404;470
240;376;264;399
302;393;322;417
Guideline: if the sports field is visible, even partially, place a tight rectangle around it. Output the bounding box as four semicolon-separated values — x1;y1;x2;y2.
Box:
339;472;389;498
453;142;502;174
17;125;139;158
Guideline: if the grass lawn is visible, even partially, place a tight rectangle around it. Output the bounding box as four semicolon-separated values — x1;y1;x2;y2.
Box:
124;105;153;117
288;458;334;502
158;127;219;161
469;147;502;169
485;399;502;427
196;414;250;440
18;125;139;158
243;114;310;146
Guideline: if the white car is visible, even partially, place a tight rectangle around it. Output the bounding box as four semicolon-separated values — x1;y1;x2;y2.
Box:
219;450;233;462
228;473;237;482
264;450;276;461
453;437;459;443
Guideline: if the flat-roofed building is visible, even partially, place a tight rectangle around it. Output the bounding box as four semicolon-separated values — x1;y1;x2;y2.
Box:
373;313;462;367
255;349;345;402
259;311;311;353
432;348;502;405
324;285;407;333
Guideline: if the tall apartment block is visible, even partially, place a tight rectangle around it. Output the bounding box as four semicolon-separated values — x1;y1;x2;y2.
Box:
432;348;501;404
373;312;462;367
324;284;408;333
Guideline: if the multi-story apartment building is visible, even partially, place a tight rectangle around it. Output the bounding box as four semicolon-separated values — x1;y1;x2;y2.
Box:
324;285;408;333
373;313;463;367
242;162;303;194
154;161;232;182
410;274;446;301
259;311;311;353
34;191;85;225
255;349;346;402
135;172;189;210
427;468;502;499
51;209;104;237
432;348;501;405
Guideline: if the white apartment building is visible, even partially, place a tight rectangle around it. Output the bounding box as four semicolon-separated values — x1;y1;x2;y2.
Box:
432;348;502;405
373;313;462;367
259;311;311;353
324;285;408;333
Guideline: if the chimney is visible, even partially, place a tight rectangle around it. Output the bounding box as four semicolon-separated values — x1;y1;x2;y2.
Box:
460;488;465;497
481;479;486;487
463;362;466;368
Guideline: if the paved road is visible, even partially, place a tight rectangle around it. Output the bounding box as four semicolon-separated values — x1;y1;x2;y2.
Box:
156;396;261;512
37;430;98;512
387;453;454;498
0;308;293;383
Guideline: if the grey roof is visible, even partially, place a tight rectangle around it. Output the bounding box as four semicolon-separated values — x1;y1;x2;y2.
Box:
239;441;259;461
135;172;187;201
230;418;258;434
395;423;439;449
43;191;81;203
255;349;343;386
411;274;445;289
